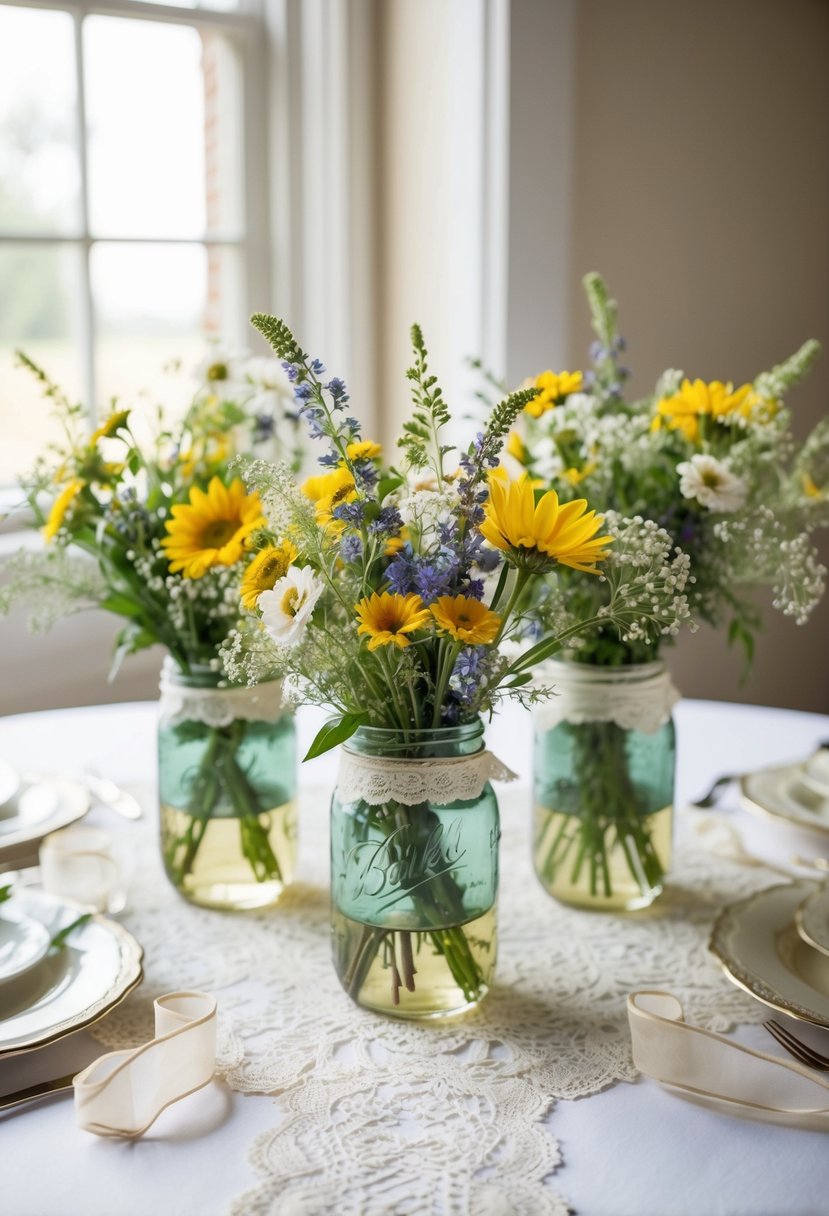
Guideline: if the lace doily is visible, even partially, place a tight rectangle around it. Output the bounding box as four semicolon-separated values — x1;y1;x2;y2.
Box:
533;660;680;734
158;666;284;729
93;784;776;1215
336;748;518;806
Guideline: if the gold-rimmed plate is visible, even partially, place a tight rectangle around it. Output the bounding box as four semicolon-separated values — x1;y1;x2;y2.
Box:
796;884;829;959
0;887;143;1057
710;881;829;1028
740;763;829;837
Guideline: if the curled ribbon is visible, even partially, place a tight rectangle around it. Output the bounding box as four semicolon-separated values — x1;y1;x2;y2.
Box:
628;990;829;1131
74;991;217;1138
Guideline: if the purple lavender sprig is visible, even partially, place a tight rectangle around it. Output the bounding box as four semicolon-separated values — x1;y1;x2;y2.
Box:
250;313;361;470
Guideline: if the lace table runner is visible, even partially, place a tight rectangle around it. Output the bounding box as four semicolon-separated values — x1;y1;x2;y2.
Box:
92;788;775;1216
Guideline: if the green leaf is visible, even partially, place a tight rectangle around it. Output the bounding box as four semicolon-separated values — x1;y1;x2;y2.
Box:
100;593;143;619
0;884;12;905
303;712;369;762
378;475;404;502
50;912;92;951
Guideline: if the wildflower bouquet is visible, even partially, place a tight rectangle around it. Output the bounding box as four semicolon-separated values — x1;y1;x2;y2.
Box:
1;349;303;906
225;315;683;1014
500;273;826;910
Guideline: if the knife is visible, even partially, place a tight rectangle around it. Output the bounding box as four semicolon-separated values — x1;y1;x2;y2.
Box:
0;1073;76;1112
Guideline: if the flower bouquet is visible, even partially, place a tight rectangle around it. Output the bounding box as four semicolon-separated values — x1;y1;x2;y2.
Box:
502;273;826;909
2;349;303;909
224;314;680;1016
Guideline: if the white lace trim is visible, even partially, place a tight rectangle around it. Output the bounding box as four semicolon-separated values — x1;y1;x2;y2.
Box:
534;660;680;734
158;663;284;729
92;785;776;1215
336;747;518;806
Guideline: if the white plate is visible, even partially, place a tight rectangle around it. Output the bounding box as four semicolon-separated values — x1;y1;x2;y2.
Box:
0;775;90;867
0;887;143;1057
710;881;829;1027
796;884;829;958
0;910;50;984
0;760;20;812
741;763;829;837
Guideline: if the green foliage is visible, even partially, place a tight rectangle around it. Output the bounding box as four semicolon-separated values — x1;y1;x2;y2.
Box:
399;324;454;480
583;271;617;350
250;313;303;364
482;387;539;452
304;712;370;762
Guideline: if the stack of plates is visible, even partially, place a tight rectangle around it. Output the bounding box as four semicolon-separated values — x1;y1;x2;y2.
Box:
0;760;90;873
741;746;829;837
0;887;143;1058
711;880;829;1027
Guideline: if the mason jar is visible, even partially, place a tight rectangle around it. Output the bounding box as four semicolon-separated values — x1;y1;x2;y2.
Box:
158;659;296;910
533;660;677;911
330;720;499;1019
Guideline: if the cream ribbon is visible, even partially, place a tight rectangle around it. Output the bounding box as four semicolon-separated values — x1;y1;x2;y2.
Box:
628;990;829;1131
74;991;217;1138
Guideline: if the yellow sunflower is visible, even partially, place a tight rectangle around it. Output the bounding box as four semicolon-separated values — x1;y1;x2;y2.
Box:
301;466;358;529
42;478;84;543
162;477;266;578
355;592;431;651
240;540;299;611
525;369;583;418
481;474;612;575
430;595;501;645
652;378;756;442
347;440;382;461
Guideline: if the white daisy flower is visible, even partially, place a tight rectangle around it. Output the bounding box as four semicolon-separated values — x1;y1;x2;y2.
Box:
259;566;324;647
676;453;747;513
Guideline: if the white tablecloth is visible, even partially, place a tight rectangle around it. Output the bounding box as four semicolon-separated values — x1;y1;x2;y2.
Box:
2;698;829;1216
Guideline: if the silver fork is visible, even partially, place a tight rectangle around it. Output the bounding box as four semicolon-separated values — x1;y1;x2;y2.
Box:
764;1020;829;1070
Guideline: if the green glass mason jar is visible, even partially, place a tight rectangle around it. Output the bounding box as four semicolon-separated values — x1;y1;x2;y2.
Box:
331;720;499;1019
533;661;676;912
158;660;297;910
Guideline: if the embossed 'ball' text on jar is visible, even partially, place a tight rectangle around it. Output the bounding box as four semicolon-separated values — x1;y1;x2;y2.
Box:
157;659;297;910
330;720;502;1019
533;660;678;912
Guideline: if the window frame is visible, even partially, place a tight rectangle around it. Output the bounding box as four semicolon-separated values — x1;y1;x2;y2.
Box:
0;0;272;428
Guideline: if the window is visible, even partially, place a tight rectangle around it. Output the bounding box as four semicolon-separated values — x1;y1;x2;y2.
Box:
0;0;269;487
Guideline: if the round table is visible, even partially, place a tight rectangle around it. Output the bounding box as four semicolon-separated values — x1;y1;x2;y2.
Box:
2;698;829;1216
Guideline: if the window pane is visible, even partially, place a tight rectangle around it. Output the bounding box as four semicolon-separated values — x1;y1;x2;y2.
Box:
0;7;80;235
91;241;244;432
0;243;85;487
125;0;241;9
84;17;243;239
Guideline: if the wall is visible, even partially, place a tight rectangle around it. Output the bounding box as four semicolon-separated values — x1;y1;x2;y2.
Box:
565;0;829;711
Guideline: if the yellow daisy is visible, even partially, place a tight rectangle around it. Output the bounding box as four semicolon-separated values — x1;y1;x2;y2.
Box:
430;595;501;645
347;440;382;461
162;477;266;579
90;409;131;444
525;370;583;418
652;378;755;441
240;540;299;611
480;474;612;575
42;478;84;543
563;460;597;486
355;592;431;651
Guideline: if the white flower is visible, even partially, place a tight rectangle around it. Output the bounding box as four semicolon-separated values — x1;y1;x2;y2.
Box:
259;566;324;647
676;454;747;513
243;355;292;395
194;343;250;394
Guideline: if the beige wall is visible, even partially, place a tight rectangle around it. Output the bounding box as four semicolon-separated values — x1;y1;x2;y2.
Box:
567;0;829;711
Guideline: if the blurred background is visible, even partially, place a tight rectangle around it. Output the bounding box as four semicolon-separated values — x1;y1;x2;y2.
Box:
1;0;828;715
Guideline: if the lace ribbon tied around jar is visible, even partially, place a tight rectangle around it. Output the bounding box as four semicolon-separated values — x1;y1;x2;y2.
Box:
533;660;680;735
158;660;284;729
336;747;518;806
